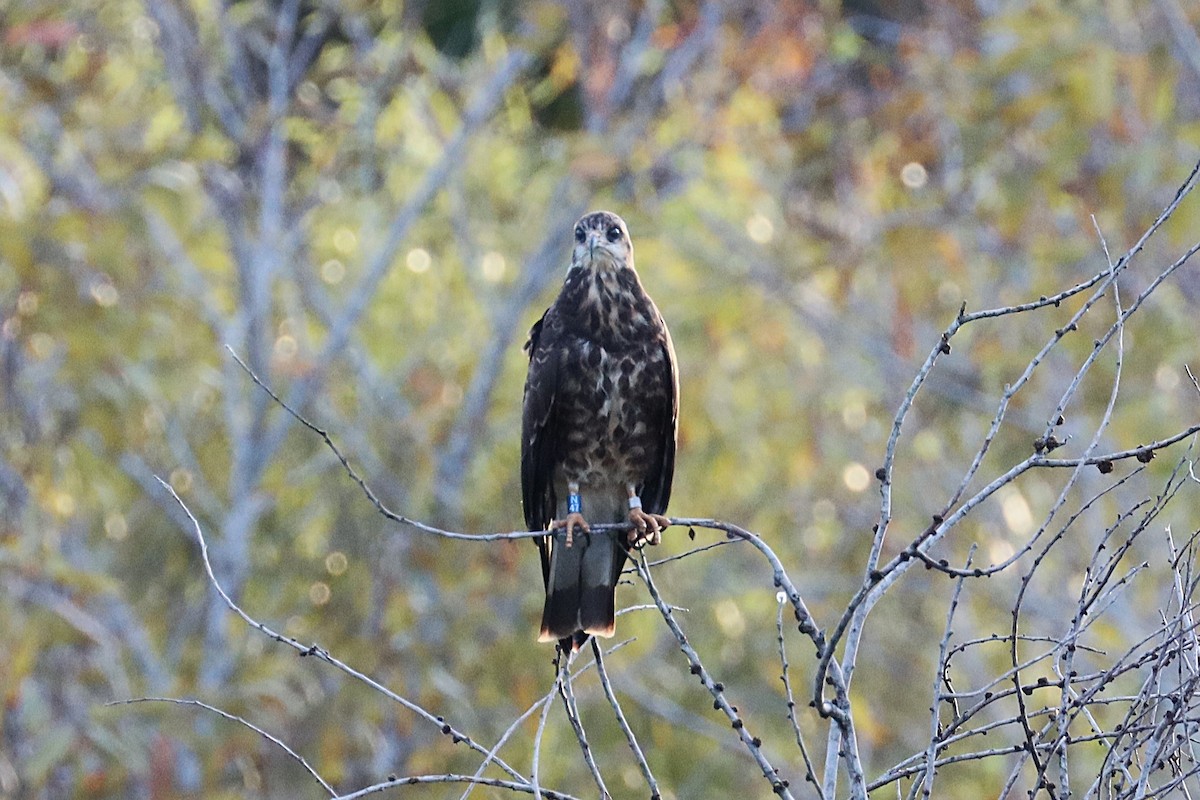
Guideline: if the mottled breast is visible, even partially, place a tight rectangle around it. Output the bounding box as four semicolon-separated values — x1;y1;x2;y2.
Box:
556;335;669;486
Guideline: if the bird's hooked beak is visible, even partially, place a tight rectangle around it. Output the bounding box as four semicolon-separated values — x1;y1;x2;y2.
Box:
587;231;599;261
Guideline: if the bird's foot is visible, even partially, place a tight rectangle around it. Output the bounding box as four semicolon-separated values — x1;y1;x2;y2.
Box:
628;508;670;548
552;513;590;547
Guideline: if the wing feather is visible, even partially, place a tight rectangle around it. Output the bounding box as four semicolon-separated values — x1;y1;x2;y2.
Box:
521;310;560;586
640;322;679;515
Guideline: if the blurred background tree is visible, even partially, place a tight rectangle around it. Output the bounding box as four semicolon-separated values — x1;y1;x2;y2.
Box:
2;0;1200;797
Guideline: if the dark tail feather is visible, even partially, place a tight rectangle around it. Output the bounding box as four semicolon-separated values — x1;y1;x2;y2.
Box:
578;530;626;637
539;530;583;643
539;530;628;650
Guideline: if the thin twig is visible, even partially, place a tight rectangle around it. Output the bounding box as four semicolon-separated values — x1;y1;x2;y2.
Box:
630;550;802;799
333;774;579;800
556;650;610;799
530;672;556;800
776;594;825;798
461;640;635;800
153;477;528;784
590;638;660;798
110;696;335;796
920;546;975;798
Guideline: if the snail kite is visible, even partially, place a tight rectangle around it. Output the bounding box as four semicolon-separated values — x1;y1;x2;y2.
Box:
521;210;679;651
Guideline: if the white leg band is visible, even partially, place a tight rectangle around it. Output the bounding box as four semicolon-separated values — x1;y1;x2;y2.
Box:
628;495;642;510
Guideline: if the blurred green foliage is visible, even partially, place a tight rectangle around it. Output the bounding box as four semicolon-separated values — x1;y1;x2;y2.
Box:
2;0;1200;797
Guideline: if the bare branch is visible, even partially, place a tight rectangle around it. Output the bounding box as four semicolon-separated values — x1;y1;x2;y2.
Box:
630;550;803;800
110;696;335;796
590;638;660;799
461;640;636;800
920;546;975;798
152;477;530;784
334;774;580;800
556;650;610;799
775;595;825;798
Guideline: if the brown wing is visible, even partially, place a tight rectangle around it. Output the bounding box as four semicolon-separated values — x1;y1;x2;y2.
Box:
639;321;679;516
521;309;560;586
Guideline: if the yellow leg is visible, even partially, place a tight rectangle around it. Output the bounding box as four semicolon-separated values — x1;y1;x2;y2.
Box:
552;513;590;547
627;507;670;547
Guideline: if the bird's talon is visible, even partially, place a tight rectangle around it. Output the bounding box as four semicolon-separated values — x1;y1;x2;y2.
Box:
627;508;668;547
553;512;590;547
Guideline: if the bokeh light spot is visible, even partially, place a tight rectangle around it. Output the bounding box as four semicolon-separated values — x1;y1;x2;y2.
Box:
1000;488;1033;535
320;259;345;285
812;498;837;522
900;161;928;189
105;512;128;541
333;227;358;255
1155;364;1180;392
309;582;331;606
842;462;871;493
325;551;348;576
841;398;867;430
274;334;298;360
17;291;38;315
481;251;506;282
29;332;54;359
988;537;1014;565
746;213;775;244
53;492;76;516
406;248;431;273
714;598;745;637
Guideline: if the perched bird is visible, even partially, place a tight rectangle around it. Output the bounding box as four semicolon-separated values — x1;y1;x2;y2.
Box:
521;210;679;652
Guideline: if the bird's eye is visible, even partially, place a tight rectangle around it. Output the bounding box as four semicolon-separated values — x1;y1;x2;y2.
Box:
574;226;586;243
606;226;621;243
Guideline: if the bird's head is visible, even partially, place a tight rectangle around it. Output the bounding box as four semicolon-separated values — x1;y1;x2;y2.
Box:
570;211;633;273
